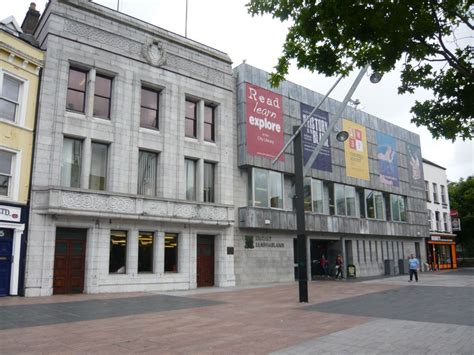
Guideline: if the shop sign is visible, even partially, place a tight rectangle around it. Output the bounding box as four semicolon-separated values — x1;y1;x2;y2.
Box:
0;205;21;222
431;236;453;242
254;236;284;248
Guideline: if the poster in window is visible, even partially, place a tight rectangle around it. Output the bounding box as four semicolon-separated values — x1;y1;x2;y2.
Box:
376;132;399;187
245;83;284;161
406;143;424;188
300;103;332;172
343;119;369;180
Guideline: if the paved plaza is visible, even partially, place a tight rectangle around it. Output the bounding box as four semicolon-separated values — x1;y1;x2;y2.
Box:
0;269;473;354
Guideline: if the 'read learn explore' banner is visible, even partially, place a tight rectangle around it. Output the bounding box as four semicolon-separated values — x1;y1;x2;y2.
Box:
245;83;284;161
343;119;370;180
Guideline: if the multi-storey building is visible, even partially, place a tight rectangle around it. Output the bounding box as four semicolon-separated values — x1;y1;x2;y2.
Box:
0;11;43;296
422;158;457;270
233;64;429;282
25;0;235;296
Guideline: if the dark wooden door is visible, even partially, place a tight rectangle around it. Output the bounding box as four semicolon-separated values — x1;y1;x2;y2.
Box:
53;228;86;294
197;235;214;287
0;229;13;297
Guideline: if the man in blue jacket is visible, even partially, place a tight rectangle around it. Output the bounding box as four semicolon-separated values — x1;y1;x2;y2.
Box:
408;254;420;282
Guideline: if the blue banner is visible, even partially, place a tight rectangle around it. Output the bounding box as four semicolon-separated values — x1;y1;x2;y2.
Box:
376;132;400;187
300;103;332;172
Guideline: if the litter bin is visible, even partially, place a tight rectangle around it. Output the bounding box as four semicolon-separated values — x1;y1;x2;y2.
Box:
384;259;395;275
347;264;356;278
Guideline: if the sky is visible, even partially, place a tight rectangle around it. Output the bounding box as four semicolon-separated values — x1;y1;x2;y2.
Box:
4;0;473;182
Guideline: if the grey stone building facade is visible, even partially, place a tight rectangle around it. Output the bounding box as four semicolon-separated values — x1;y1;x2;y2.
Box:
25;0;235;296
233;64;429;283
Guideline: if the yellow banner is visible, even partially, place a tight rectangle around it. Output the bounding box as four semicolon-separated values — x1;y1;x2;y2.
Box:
343;119;370;180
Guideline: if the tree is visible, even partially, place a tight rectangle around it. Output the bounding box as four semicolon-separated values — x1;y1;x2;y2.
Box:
449;176;474;257
247;0;473;141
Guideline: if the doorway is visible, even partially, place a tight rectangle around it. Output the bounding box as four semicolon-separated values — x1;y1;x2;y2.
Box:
0;229;13;296
310;239;340;279
53;228;87;294
197;235;214;287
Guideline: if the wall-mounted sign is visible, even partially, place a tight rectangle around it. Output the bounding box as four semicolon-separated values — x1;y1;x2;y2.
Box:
451;217;461;231
376;132;399;187
300;103;332;172
406;143;424;189
245;83;284;161
0;205;21;222
343;119;369;180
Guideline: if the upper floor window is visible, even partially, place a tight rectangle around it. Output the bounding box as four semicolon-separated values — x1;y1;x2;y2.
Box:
0;73;23;122
140;87;160;129
249;168;283;209
440;185;447;205
390;194;407;222
435;211;441;231
66;67;87;113
0;149;14;197
304;178;326;214
425;180;430;201
334;184;357;217
185;100;197;138
138;150;158;196
443;212;449;232
204;104;215;142
366;190;385;220
428;209;432;229
432;182;438;203
89;142;108;191
93;74;112;119
185;158;196;200
61;137;82;188
203;162;215;203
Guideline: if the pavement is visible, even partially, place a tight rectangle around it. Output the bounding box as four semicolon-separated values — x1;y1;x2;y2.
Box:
0;269;473;354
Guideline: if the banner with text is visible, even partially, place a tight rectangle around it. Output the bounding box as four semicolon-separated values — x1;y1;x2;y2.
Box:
245;83;284;161
343;119;369;180
300;103;332;172
406;142;424;188
376;132;400;187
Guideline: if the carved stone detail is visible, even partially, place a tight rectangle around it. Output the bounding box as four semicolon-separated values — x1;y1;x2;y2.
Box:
62;192;134;213
143;200;168;216
141;39;166;67
166;54;225;84
173;204;197;219
198;206;227;220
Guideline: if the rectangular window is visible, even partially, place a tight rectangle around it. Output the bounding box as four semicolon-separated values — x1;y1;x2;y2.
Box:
61;137;82;188
164;233;178;272
203;162;215;203
185;158;196;200
250;168;284;209
109;230;127;273
138;231;153;273
432;182;438;203
335;184;346;216
381;240;384;260
440;185;447;205
90;142;108;190
66;67;87;113
0;74;22;122
269;170;283;208
310;179;325;213
140;87;160;129
335;184;357;217
375;240;379;261
425;180;430;201
185;100;197;138
428;209;432;230
138;150;158;196
204;104;215;142
390;194;407;222
363;240;367;263
356;240;360;263
435;211;441;231
0;150;14;197
369;241;373;262
443;212;449;231
365;190;385;220
93;74;112;119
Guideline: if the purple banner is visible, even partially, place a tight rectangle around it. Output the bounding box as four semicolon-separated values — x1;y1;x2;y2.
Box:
376;132;400;187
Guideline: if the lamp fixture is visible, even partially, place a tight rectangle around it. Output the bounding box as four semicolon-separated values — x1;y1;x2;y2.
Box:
335;130;350;142
369;72;383;84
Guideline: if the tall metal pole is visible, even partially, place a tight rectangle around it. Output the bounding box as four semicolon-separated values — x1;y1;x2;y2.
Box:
185;0;189;38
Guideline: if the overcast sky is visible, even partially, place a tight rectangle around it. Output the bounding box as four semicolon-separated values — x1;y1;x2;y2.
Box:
5;0;473;181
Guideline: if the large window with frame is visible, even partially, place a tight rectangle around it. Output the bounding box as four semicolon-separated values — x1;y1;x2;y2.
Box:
109;230;127;274
303;178;325;213
432;182;438;203
140;87;160;129
61;137;82;188
138;231;154;273
185;99;197;138
0;149;14;197
93;74;112;119
249;168;283;209
390;194;407;222
164;233;178;272
66;67;87;113
424;180;430;201
335;184;357;217
203;162;215;202
366;190;385;220
204;104;215;142
89;142;108;190
185;158;196;200
138;150;158;196
0;73;22;122
443;212;449;231
440;185;447;205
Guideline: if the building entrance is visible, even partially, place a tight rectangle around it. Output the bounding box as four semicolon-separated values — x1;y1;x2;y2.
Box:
310;239;340;279
0;229;13;296
53;228;87;294
197;235;214;287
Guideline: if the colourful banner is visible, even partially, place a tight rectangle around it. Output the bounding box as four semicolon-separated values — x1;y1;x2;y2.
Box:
245;83;284;161
406;143;424;188
343;119;369;180
300;103;332;172
376;132;400;187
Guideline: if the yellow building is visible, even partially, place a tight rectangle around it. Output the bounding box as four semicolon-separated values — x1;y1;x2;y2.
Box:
0;15;43;296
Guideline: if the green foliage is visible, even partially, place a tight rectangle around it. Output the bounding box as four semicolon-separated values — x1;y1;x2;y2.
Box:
247;0;474;141
449;177;474;256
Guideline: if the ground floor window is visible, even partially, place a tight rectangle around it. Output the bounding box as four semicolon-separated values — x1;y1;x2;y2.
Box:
109;230;127;273
138;231;154;273
165;233;178;272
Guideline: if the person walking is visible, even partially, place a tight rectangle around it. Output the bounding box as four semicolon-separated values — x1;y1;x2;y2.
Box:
408;254;419;282
335;255;343;280
320;255;329;278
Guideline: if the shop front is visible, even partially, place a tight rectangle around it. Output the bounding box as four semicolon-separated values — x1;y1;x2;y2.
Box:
427;235;457;270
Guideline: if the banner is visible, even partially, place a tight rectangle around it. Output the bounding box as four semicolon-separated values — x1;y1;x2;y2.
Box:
376;132;399;187
343;119;369;180
406;143;424;188
245;83;284;161
300;103;332;172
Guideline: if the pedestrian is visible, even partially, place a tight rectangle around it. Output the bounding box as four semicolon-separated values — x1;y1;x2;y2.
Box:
335;255;343;280
320;255;329;278
408;254;419;282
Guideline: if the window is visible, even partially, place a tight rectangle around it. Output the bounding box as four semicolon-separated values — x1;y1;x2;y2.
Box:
250;168;283;208
425;180;430;201
428;209;432;230
185;100;197;138
185;158;196;200
443;212;449;231
0;74;22;122
138;150;158;196
0;150;14;197
93;74;112;119
304;178;325;213
164;233;178;272
390;194;406;222
66;68;87;113
203;162;215;202
138;231;153;273
435;211;441;231
61;138;82;188
440;185;447;205
109;230;127;273
432;182;438;203
89;142;108;190
140;87;160;129
365;190;385;220
335;184;357;217
204;104;215;142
